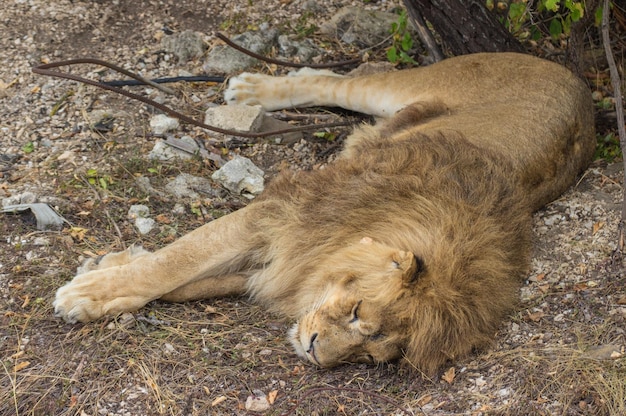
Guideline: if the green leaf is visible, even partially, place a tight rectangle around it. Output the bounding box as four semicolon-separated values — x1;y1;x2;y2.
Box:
549;18;563;38
509;2;526;20
595;6;603;26
387;46;398;63
544;0;560;12
401;33;413;51
22;142;35;154
569;3;584;21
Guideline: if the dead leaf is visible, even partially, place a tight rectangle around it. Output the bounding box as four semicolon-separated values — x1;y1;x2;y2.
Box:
68;227;88;241
417;394;433;406
155;214;171;224
21;295;30;308
211;396;227;406
592;221;605;235
442;367;455;384
268;390;278;404
617;295;626;305
582;344;624;360
13;361;30;372
526;311;545;322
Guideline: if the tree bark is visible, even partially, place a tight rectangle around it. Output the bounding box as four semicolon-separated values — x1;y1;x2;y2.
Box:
403;0;524;56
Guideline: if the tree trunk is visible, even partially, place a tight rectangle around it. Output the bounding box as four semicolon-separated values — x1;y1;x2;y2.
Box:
403;0;524;57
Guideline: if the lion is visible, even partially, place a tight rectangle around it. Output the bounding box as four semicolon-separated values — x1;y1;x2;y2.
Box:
54;52;595;374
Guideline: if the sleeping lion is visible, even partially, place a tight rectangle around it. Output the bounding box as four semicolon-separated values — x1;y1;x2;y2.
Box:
54;52;595;374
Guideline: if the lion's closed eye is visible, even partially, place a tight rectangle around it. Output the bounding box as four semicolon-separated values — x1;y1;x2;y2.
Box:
349;300;362;323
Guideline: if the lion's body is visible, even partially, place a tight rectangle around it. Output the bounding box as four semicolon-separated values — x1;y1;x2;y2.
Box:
54;53;595;374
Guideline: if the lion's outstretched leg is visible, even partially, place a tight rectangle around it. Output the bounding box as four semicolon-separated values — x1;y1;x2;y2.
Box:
75;245;149;275
54;206;265;323
159;275;247;302
224;68;423;118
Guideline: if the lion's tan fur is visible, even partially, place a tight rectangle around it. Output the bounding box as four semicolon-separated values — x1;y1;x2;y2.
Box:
54;53;595;374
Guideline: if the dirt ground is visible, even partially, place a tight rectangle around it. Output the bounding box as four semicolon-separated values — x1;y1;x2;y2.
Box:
1;0;625;415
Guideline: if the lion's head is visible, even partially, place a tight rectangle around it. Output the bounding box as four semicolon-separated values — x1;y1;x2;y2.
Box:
289;237;423;367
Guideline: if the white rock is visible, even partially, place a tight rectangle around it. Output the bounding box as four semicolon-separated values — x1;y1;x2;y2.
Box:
128;205;155;234
204;104;264;133
211;156;264;197
149;114;179;135
134;217;156;235
128;204;150;219
245;391;270;412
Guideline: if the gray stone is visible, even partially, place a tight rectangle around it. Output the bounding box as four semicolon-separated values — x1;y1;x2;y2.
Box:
162;30;206;62
164;173;217;199
148;136;199;161
321;7;410;49
259;116;303;144
277;35;321;62
203;29;278;74
149;114;179;135
211;156;264;197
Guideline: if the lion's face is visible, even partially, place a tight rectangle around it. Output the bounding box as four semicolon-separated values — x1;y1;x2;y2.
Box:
289;238;421;367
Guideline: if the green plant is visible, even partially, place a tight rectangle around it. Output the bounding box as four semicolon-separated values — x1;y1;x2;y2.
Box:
595;133;622;162
85;168;113;190
21;141;34;154
540;0;585;39
491;0;596;40
387;10;417;65
294;10;318;38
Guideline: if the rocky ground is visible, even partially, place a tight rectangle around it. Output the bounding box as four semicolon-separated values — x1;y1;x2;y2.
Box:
1;0;625;415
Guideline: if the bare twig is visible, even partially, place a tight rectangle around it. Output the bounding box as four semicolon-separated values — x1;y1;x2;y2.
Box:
32;59;355;140
601;0;626;260
402;0;445;62
214;32;363;69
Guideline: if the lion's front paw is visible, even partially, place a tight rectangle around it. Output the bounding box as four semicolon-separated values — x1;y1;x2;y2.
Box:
224;73;277;109
54;276;107;323
54;268;150;323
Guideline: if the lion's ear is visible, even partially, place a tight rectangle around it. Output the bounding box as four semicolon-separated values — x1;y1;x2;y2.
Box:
407;255;426;284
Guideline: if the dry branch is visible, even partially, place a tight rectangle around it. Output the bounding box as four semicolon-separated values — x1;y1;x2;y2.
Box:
601;0;626;259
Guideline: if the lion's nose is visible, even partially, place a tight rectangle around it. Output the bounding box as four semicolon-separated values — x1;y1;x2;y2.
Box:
307;333;318;353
